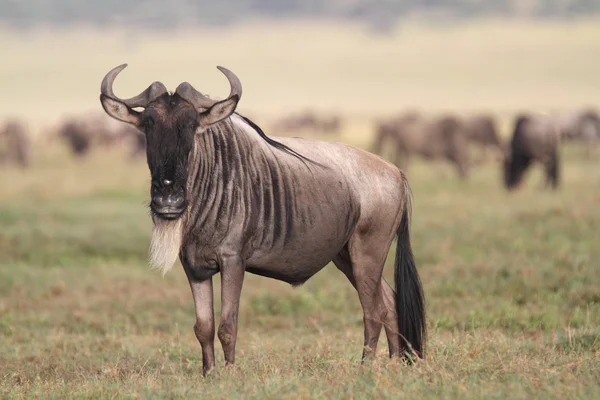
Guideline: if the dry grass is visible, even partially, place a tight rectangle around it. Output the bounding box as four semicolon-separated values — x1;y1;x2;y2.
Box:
1;18;600;399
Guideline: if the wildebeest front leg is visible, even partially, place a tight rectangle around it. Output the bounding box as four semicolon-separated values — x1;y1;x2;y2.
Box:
188;278;216;376
218;256;245;365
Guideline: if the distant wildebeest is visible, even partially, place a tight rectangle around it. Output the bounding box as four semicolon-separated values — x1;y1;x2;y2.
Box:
373;112;470;179
556;109;600;158
556;109;600;142
99;64;426;375
0;119;31;168
56;113;143;158
461;114;503;163
57;118;92;157
504;114;560;190
272;111;342;135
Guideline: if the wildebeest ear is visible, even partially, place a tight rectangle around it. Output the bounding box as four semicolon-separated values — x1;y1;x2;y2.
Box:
197;95;239;127
100;94;141;126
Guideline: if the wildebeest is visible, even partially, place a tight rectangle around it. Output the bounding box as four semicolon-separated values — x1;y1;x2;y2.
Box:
461;114;503;163
0;119;31;168
556;109;600;142
504;114;560;190
57;118;92;157
556;109;600;158
55;113;143;158
272;111;342;135
373;112;470;179
99;64;426;375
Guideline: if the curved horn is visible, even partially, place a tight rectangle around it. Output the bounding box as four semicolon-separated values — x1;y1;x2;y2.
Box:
101;64;168;108
174;82;215;109
175;66;243;109
217;66;242;102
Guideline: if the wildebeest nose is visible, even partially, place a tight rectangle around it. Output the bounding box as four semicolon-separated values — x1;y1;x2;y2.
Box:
153;194;184;209
165;194;184;207
152;195;164;205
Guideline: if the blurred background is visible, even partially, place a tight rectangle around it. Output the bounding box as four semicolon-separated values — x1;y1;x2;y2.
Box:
1;1;599;398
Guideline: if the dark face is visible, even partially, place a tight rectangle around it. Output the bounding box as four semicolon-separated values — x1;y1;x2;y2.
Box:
139;94;198;219
100;65;242;221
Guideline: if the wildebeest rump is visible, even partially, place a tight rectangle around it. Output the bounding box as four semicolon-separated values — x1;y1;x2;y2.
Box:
0;119;31;168
373;112;470;179
504;114;560;190
99;64;426;375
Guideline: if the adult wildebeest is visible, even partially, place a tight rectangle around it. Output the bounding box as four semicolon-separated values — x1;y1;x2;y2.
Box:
373;112;470;179
556;109;600;158
504;114;560;190
57;119;92;157
99;64;425;375
0;119;31;168
461;114;503;163
55;113;145;158
556;109;600;142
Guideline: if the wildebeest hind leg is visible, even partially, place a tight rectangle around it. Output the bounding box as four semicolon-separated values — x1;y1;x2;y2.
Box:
380;280;401;357
545;151;560;190
345;232;394;360
333;252;399;358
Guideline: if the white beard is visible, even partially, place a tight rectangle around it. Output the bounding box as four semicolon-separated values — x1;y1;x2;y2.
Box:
149;217;183;276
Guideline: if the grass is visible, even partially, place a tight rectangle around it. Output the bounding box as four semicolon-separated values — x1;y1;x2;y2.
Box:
1;142;598;398
1;18;600;399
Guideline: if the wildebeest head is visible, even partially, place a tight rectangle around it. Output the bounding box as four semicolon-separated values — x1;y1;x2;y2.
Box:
99;64;241;220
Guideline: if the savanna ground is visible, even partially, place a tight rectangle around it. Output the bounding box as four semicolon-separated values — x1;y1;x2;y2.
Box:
1;18;600;399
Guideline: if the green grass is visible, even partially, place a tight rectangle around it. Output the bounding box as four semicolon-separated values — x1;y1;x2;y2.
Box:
1;18;600;399
1;142;599;399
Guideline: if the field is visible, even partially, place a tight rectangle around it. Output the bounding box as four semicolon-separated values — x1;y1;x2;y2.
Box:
1;18;600;399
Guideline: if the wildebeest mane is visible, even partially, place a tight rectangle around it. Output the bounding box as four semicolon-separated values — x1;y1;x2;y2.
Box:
236;113;324;168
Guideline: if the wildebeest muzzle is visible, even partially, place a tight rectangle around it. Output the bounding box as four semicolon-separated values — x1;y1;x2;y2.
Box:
151;179;187;219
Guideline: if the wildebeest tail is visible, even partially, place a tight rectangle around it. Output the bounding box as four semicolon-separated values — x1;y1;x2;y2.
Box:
394;173;426;359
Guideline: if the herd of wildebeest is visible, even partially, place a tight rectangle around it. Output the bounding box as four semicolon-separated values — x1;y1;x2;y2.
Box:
1;107;598;190
372;109;600;189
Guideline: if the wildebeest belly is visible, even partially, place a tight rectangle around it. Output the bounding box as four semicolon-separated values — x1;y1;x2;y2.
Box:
245;236;349;285
245;203;359;285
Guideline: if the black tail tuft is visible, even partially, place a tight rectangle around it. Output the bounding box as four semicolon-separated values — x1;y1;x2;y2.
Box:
394;186;426;359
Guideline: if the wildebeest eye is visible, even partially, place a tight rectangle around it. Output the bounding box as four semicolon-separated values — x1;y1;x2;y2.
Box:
179;120;197;132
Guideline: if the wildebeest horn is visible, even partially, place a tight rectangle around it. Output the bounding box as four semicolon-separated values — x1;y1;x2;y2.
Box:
175;66;242;109
101;64;168;108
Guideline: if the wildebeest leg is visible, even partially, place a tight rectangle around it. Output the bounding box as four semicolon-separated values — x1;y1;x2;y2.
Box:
188;278;216;376
334;250;400;358
345;231;395;360
454;158;469;180
379;281;401;357
218;256;245;366
545;151;560;190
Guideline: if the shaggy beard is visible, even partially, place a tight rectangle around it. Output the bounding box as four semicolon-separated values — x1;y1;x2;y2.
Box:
149;217;183;276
